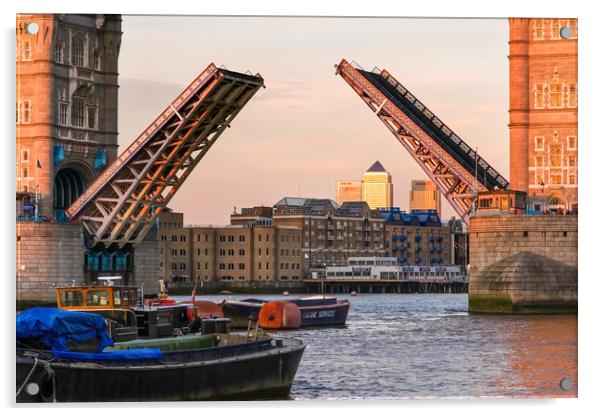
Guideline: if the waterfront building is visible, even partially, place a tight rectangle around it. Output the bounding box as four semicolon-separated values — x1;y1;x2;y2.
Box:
319;257;465;282
272;198;385;274
335;180;362;205
157;212;302;283
409;180;441;217
16;14;122;220
379;208;451;266
508;18;578;213
361;161;393;209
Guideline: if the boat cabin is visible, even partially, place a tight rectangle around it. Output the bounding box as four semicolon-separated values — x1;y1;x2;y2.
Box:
57;285;140;310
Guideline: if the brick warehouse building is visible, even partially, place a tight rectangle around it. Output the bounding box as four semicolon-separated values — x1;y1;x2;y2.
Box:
16;14;122;219
380;209;451;266
157;211;303;284
508;18;577;213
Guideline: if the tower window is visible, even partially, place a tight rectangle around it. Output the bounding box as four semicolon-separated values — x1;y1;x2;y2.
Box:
550;144;562;167
87;106;96;129
16;100;31;124
534;84;545;108
534;136;544;151
567;136;577;150
569;174;576;185
71;36;85;67
22;40;31;61
550;19;560;39
567;83;577;107
549;83;562;108
59;102;68;125
71;98;84;127
55;42;63;63
534;20;544;40
21;149;29;162
568;155;576;167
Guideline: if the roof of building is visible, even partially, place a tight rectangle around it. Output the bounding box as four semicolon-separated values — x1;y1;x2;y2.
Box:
303;198;339;214
338;201;370;217
273;197;307;207
274;196;383;217
366;160;387;173
378;208;442;227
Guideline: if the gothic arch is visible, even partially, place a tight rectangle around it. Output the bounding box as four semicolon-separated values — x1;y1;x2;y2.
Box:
53;161;94;217
544;193;567;213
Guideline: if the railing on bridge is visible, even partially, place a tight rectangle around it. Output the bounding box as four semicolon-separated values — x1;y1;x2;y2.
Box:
66;63;264;249
336;59;508;223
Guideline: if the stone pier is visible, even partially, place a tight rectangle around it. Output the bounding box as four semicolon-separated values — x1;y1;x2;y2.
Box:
16;221;161;305
468;215;577;313
16;222;85;304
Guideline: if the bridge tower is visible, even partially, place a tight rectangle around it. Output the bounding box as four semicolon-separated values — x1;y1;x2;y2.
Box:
508;18;578;213
16;14;121;220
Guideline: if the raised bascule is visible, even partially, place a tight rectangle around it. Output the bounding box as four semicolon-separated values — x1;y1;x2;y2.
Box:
335;59;508;223
66;63;264;249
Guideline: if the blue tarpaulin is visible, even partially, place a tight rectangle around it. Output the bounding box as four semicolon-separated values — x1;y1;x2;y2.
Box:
52;349;162;361
17;307;113;352
16;307;163;361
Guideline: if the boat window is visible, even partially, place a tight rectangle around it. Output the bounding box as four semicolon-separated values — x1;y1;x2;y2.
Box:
60;290;83;307
113;289;122;306
130;289;138;305
157;311;171;324
123;289;130;306
86;289;109;307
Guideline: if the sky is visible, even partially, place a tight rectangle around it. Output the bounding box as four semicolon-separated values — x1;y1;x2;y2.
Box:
117;16;509;225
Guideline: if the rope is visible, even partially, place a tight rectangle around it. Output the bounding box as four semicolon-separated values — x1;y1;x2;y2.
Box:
16;357;38;397
43;361;57;403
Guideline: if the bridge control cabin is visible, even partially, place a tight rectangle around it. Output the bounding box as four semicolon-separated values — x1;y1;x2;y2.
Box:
474;189;527;216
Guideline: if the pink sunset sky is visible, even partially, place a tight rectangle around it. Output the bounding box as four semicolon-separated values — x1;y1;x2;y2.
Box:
117;16;509;224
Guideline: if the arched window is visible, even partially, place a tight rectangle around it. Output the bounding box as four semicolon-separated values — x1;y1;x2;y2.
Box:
71;35;85;67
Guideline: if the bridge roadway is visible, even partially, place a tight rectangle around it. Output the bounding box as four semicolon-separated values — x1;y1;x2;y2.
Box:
336;58;508;222
66;64;264;249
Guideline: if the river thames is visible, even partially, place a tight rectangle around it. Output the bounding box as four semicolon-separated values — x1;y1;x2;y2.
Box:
184;293;577;399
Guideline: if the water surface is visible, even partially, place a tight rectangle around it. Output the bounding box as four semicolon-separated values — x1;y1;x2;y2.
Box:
180;293;577;399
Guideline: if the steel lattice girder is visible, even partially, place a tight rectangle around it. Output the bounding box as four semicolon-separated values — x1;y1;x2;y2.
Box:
336;59;505;223
66;63;264;249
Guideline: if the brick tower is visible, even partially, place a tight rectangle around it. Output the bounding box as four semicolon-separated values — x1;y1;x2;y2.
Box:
508;18;578;213
16;14;122;219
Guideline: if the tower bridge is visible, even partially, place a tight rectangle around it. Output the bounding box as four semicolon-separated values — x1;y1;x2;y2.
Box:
66;64;264;249
335;59;509;223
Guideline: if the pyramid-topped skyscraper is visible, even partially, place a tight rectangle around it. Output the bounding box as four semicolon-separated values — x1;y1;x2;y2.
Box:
362;161;393;209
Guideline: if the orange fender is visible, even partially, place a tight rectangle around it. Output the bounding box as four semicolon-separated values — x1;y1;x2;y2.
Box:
258;301;301;329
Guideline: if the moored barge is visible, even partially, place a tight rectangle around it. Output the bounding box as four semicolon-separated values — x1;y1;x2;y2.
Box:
223;296;350;329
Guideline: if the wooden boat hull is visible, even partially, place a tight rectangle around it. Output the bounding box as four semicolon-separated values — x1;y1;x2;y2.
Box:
16;338;305;402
